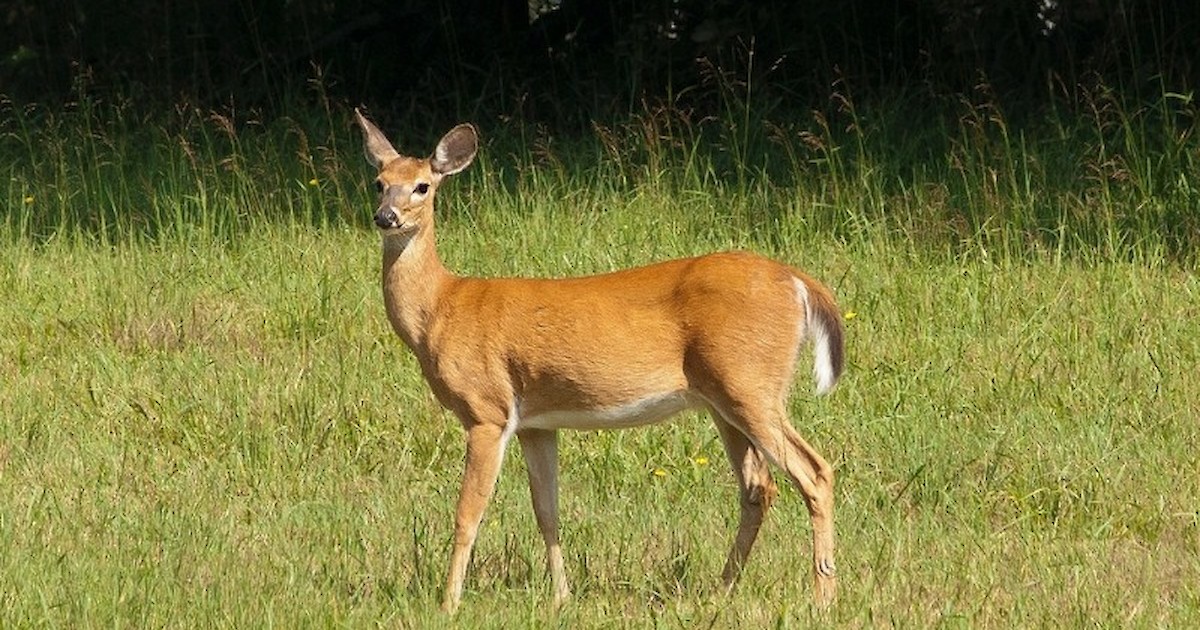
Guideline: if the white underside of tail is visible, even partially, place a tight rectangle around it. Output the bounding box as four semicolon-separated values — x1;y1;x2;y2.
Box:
794;277;837;395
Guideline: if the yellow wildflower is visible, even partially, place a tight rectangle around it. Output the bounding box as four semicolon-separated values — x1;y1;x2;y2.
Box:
652;468;667;477
693;456;710;466
23;196;34;204
308;178;319;187
843;310;858;321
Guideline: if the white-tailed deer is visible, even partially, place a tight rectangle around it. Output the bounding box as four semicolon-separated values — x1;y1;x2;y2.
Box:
353;110;844;613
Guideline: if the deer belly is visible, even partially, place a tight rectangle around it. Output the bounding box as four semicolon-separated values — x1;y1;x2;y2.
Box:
520;390;704;431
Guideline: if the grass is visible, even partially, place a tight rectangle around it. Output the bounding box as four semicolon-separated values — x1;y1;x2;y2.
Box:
1;92;1199;626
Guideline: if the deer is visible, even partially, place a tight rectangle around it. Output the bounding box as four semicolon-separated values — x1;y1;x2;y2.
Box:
353;109;845;613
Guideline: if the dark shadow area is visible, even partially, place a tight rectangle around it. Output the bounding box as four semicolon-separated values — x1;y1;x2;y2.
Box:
4;1;1199;124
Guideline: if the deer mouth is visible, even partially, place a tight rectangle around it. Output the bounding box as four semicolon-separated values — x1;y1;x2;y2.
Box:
375;219;418;236
373;207;418;234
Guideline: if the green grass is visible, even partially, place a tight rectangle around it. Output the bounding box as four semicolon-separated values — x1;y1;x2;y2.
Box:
1;95;1199;626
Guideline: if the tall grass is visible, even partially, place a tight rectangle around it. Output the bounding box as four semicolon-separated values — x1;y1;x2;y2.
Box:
5;75;1200;261
1;85;1198;626
0;95;359;243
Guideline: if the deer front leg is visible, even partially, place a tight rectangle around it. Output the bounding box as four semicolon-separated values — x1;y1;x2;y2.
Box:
443;420;510;614
518;428;571;608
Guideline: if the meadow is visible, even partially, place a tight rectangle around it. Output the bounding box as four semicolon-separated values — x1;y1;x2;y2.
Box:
1;91;1198;627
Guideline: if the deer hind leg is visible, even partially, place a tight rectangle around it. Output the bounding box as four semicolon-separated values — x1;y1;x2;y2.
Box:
516;428;571;608
716;397;837;608
712;413;777;589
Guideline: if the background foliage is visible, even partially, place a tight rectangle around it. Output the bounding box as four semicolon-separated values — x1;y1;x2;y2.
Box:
4;1;1200;260
4;0;1200;118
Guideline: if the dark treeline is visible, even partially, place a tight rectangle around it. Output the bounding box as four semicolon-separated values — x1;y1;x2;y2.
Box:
3;0;1199;124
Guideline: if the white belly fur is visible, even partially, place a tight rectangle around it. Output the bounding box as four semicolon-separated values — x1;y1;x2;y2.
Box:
519;390;705;431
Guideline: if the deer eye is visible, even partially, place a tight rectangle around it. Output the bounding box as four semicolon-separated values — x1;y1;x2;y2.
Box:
374;180;385;193
414;182;430;195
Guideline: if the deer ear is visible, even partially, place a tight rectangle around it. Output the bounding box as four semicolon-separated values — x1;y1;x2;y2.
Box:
354;108;401;169
430;124;478;176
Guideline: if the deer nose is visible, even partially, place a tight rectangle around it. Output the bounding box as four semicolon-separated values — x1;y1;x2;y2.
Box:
374;207;397;229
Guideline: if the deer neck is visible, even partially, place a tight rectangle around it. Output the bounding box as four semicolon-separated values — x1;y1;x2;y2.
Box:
380;224;453;350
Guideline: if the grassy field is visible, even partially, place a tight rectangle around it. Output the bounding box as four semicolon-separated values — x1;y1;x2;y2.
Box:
1;98;1199;627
